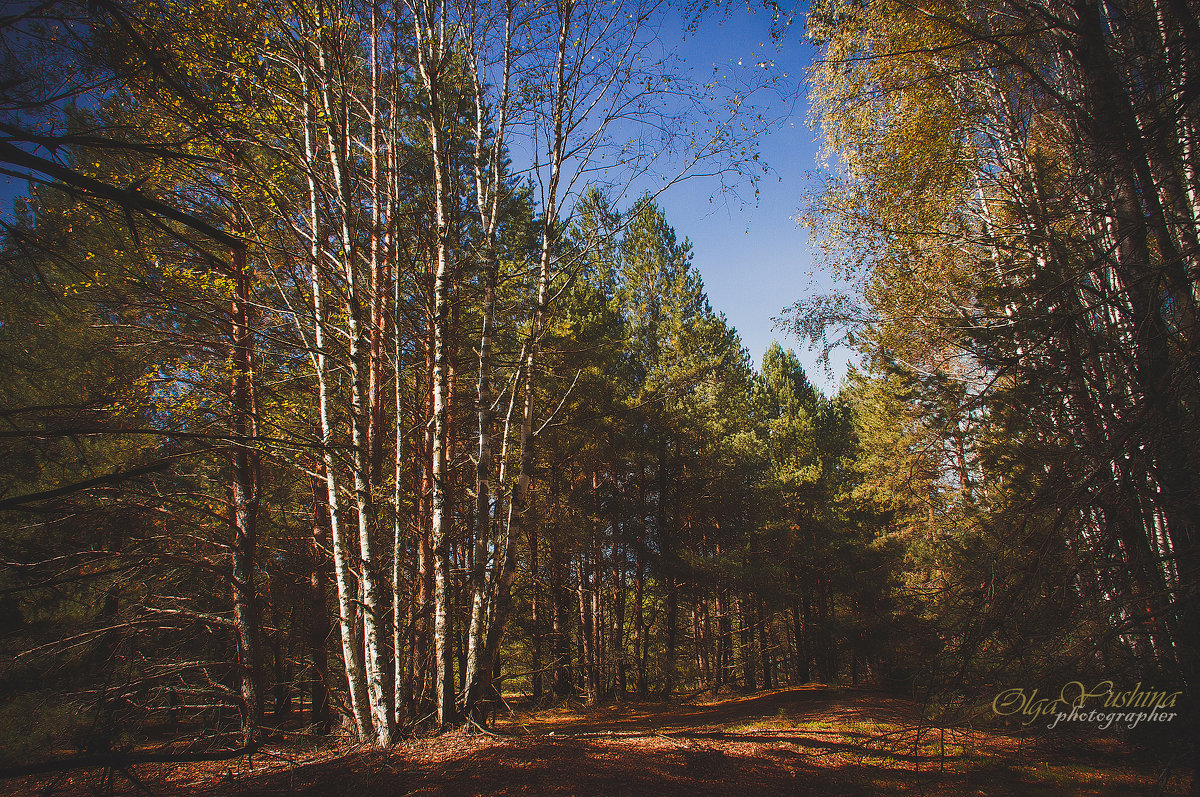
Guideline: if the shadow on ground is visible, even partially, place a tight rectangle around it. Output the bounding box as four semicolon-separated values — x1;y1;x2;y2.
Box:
6;688;1186;795
173;688;1180;797
181;735;929;796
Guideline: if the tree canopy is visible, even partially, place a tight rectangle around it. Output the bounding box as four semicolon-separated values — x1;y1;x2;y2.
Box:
1;0;1197;790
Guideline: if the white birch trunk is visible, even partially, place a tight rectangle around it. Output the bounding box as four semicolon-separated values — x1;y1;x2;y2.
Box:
303;98;373;742
408;0;457;726
463;0;517;716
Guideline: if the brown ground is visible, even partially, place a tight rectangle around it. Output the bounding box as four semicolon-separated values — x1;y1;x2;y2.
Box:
4;687;1191;796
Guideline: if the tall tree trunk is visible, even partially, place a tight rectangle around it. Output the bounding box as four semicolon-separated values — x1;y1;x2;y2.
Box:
228;242;263;746
662;577;678;699
269;626;292;722
740;595;757;691
758;597;772;690
576;555;596;703
529;522;543;702
612;537;627;699
694;596;710;687
815;576;832;682
411;0;458;726
309;474;333;734
462;9;517;720
634;534;647;699
304;98;372;741
715;579;730;687
463;238;499;718
551;538;572;696
791;599;808;684
391;265;410;729
411;288;437;718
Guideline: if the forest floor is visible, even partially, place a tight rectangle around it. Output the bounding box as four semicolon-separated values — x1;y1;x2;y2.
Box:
3;686;1191;796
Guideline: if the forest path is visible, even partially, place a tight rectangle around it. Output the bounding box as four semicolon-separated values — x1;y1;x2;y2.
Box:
494;685;917;736
4;688;1185;796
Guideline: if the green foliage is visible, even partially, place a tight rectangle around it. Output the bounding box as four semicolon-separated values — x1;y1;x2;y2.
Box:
799;0;1200;766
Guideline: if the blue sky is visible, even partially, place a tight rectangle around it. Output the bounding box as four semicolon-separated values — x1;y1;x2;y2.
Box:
651;5;854;393
0;2;855;394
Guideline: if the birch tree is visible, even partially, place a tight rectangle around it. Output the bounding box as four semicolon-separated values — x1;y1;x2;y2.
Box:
798;0;1200;777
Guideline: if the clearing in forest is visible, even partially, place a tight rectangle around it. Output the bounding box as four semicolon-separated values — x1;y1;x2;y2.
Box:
2;686;1188;796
